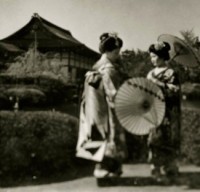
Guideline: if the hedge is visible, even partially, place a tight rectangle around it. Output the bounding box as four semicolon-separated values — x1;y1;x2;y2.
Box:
182;83;200;100
0;74;78;108
0;108;200;186
181;108;200;165
0;111;80;186
123;108;200;166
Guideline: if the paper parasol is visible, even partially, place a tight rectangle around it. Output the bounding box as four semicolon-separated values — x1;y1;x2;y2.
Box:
158;34;200;68
114;77;165;135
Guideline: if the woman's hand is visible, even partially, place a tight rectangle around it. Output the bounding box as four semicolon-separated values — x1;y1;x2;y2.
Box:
151;78;165;87
166;84;179;92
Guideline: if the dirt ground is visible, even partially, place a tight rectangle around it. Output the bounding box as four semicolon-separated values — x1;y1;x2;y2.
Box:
1;164;200;192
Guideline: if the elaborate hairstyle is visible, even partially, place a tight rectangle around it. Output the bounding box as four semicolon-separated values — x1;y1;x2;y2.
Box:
148;41;171;61
99;32;123;53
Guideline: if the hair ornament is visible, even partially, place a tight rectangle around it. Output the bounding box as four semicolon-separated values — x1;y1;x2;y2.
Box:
108;32;119;47
154;41;166;51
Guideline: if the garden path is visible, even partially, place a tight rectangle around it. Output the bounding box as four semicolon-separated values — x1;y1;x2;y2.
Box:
1;164;200;192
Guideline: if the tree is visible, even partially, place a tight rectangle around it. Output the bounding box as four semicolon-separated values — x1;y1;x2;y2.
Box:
5;46;69;84
180;29;200;83
180;29;197;47
121;49;152;77
0;46;73;110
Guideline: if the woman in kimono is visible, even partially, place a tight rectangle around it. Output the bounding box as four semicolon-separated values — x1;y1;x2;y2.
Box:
147;41;181;181
76;33;128;178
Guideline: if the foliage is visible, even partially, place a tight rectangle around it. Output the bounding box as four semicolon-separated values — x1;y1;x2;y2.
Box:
6;46;69;84
182;83;200;100
125;108;200;165
181;109;200;165
168;60;189;83
180;29;197;47
0;111;79;186
0;108;200;186
121;49;152;77
180;29;200;83
0;73;77;109
0;46;75;109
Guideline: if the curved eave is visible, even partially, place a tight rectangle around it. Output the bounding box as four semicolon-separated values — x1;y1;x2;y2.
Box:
1;13;100;58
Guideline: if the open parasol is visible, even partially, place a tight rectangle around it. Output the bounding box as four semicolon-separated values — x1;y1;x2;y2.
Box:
158;34;200;68
114;77;165;135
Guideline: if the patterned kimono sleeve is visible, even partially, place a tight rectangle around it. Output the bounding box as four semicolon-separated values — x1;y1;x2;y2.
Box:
164;69;180;96
101;67;119;108
100;67;127;160
164;69;176;83
146;69;154;80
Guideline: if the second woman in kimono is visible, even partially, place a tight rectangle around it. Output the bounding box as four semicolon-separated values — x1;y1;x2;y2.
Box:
147;41;181;182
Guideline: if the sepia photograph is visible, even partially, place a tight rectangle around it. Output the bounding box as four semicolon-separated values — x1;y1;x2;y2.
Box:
0;0;200;191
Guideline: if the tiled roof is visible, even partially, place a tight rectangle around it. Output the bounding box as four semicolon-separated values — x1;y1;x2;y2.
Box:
1;13;99;58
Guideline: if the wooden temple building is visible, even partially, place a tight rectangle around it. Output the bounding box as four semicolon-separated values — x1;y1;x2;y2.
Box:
0;13;100;83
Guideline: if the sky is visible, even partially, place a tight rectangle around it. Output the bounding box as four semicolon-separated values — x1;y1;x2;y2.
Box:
0;0;200;53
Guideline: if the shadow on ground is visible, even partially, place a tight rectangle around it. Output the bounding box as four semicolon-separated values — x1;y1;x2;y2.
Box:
0;159;95;188
97;172;200;189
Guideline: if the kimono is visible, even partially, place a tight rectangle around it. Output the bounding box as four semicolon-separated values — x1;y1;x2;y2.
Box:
147;66;181;172
76;54;128;168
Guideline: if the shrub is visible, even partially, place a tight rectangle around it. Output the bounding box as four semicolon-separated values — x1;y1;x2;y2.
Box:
124;108;200;165
0;73;78;109
1;108;200;186
0;111;79;186
182;83;200;100
181;109;200;165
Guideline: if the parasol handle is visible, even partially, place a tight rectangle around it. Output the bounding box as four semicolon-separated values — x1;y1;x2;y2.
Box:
170;52;179;61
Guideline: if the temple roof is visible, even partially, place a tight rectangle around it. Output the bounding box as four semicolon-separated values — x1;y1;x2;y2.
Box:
1;13;99;58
